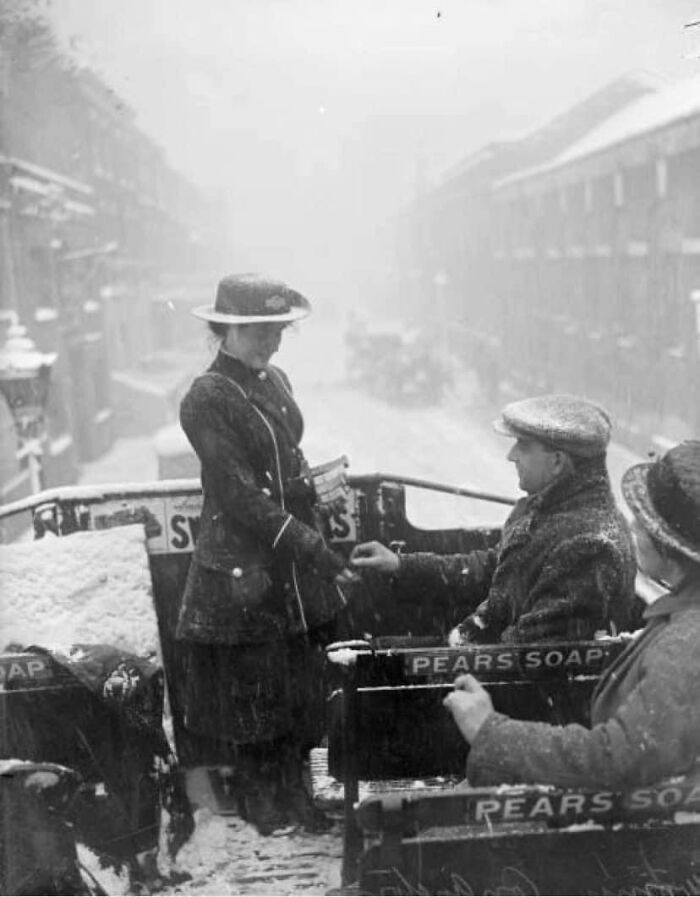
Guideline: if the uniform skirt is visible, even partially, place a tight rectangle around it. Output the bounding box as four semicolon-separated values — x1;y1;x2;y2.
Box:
179;633;328;747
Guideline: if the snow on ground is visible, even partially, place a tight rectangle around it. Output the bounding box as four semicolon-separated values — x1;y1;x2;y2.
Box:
78;435;160;485
167;810;343;896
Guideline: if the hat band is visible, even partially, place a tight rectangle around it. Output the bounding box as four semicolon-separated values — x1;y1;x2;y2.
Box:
647;462;700;546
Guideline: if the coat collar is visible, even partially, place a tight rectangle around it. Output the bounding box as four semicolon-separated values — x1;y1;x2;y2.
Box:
523;457;611;515
643;578;700;620
210;349;262;390
209;350;303;443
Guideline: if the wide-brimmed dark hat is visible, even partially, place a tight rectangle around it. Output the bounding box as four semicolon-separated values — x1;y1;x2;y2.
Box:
193;274;312;324
493;394;611;458
622;440;700;564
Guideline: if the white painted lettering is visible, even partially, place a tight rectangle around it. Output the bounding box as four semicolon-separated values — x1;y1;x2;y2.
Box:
452;655;471;673
585;647;604;665
433;656;448;674
629;788;652;810
26;660;46;677
560;793;586;814
8;663;27;679
411;656;431;674
544;650;564;668
684;784;700;807
474;798;501;822
529;796;555;818
496;652;515;671
473;654;493;672
564;649;582;666
503;797;526;820
525;650;541;669
590;791;614;813
658;786;683;808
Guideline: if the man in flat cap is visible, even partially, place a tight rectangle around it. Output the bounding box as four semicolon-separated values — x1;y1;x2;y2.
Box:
351;394;636;643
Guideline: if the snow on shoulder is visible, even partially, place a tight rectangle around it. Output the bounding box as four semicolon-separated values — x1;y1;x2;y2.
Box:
0;524;158;657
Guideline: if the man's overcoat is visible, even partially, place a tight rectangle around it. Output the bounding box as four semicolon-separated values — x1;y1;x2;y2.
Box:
397;458;636;642
466;579;700;788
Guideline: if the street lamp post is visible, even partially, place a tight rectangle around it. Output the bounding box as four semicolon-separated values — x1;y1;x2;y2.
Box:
0;317;56;494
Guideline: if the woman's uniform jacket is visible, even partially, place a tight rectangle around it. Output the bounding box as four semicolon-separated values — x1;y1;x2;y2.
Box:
466;580;700;789
396;458;636;642
176;350;346;645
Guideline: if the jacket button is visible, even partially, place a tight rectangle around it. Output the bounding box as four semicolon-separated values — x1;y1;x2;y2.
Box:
232;567;243;578
281;405;287;414
262;488;272;497
283;582;291;592
258;370;267;380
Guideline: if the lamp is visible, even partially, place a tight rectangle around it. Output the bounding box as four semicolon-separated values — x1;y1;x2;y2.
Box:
0;319;56;493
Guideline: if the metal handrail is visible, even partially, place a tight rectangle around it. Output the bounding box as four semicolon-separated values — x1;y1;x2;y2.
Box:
0;471;517;525
357;472;517;507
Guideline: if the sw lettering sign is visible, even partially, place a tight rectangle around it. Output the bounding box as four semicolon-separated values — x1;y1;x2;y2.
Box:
404;643;624;678
89;489;357;554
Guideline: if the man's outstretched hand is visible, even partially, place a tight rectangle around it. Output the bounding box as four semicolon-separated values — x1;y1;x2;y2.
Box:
350;541;400;575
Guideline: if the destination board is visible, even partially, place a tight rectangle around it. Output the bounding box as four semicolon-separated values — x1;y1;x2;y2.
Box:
52;485;358;555
401;640;629;679
0;653;74;691
357;773;700;831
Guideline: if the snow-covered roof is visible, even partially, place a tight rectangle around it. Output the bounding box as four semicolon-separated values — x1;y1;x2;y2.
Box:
7;156;93;196
497;74;700;188
0;324;57;373
556;74;700;165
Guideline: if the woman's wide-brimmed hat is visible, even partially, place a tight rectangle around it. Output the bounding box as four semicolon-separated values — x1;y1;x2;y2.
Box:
622;440;700;564
192;274;312;324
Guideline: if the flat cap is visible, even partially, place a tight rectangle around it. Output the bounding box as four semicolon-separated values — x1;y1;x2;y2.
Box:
493;394;611;457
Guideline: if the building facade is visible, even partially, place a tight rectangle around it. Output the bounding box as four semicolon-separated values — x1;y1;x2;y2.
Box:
397;73;700;452
0;16;222;505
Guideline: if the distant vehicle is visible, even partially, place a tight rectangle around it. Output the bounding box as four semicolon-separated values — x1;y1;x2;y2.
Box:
345;320;454;407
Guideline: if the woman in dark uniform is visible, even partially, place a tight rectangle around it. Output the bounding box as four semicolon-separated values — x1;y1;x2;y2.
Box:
175;274;355;834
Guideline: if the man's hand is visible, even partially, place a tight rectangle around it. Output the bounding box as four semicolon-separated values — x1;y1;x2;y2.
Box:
350;541;400;575
443;674;494;743
447;625;468;647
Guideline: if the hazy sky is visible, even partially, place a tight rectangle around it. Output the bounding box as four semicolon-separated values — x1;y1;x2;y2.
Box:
50;0;700;286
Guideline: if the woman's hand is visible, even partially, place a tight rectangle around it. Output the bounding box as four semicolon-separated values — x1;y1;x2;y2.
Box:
443;674;494;743
335;567;360;586
350;541;400;575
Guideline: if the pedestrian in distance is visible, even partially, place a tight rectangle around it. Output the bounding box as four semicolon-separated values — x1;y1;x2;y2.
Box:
443;440;700;789
350;394;636;643
175;273;356;835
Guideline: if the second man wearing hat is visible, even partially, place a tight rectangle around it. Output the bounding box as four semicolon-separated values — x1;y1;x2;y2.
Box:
351;394;636;643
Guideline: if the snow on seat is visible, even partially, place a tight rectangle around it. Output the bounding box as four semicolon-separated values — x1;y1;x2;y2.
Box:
309;747;458;811
0;524;158;657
